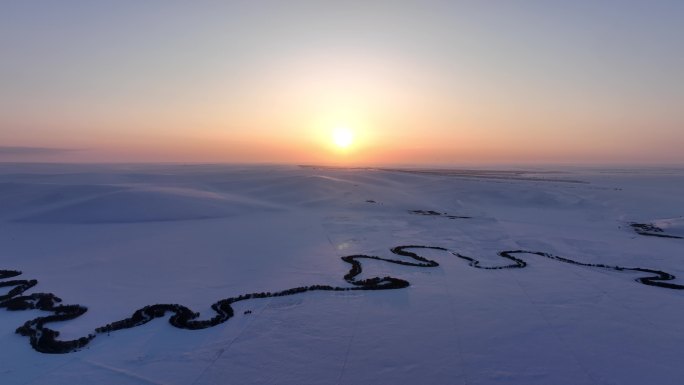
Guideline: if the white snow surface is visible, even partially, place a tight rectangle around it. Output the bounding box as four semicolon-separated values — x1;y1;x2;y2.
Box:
1;163;683;385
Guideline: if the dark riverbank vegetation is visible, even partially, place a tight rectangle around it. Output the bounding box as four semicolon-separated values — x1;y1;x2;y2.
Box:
2;240;682;354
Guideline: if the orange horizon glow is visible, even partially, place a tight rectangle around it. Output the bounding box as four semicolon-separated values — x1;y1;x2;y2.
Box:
1;3;682;166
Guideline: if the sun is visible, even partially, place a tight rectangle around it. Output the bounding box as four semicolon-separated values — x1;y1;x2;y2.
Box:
332;127;354;148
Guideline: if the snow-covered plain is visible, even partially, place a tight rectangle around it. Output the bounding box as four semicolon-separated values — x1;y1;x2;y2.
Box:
1;163;683;385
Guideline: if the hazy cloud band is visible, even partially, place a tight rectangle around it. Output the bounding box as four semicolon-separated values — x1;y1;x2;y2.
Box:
0;146;79;155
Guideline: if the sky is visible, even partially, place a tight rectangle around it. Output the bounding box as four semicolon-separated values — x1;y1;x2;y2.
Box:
1;1;682;166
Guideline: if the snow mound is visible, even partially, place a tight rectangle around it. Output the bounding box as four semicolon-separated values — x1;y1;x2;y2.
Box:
652;217;684;237
0;183;126;219
15;185;275;224
210;173;363;207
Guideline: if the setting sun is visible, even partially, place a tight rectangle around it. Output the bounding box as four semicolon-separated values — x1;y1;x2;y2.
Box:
332;128;354;149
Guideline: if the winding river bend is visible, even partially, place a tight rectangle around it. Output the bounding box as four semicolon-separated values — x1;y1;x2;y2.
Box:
1;243;682;354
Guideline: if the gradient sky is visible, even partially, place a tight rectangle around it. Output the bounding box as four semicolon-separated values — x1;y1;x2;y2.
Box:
1;1;682;165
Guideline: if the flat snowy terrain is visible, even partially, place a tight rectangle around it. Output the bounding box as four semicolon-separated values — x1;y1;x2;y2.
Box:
1;164;683;385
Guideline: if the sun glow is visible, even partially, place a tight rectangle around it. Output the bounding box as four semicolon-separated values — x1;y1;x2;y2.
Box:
332;127;354;148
